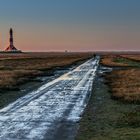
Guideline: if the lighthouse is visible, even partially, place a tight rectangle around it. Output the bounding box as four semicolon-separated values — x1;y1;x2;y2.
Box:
5;28;21;52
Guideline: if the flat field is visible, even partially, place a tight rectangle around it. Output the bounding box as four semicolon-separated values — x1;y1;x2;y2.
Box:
0;52;93;90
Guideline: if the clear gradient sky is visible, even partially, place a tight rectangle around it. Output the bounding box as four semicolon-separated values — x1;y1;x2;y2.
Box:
0;0;140;51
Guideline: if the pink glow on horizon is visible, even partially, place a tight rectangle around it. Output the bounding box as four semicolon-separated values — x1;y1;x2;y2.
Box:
0;24;140;51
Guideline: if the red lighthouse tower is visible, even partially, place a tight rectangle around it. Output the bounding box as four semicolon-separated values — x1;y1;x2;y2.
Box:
5;28;21;52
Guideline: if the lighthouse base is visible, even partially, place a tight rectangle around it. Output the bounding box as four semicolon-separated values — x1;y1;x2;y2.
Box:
4;45;22;53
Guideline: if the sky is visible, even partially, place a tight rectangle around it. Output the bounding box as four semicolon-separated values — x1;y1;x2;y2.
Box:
0;0;140;52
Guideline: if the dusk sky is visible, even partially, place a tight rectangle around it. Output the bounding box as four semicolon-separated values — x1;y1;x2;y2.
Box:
0;0;140;51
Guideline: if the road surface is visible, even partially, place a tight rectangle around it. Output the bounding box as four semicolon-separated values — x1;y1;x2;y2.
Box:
0;56;100;140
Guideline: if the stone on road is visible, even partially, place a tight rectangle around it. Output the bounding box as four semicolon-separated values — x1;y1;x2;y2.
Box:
0;57;100;140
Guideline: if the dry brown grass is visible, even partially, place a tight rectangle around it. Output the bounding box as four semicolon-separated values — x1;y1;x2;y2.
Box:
101;54;140;103
121;55;140;61
105;62;140;103
101;55;129;67
0;52;93;90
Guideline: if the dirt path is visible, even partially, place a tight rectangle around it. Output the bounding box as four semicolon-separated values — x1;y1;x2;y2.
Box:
0;57;100;140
